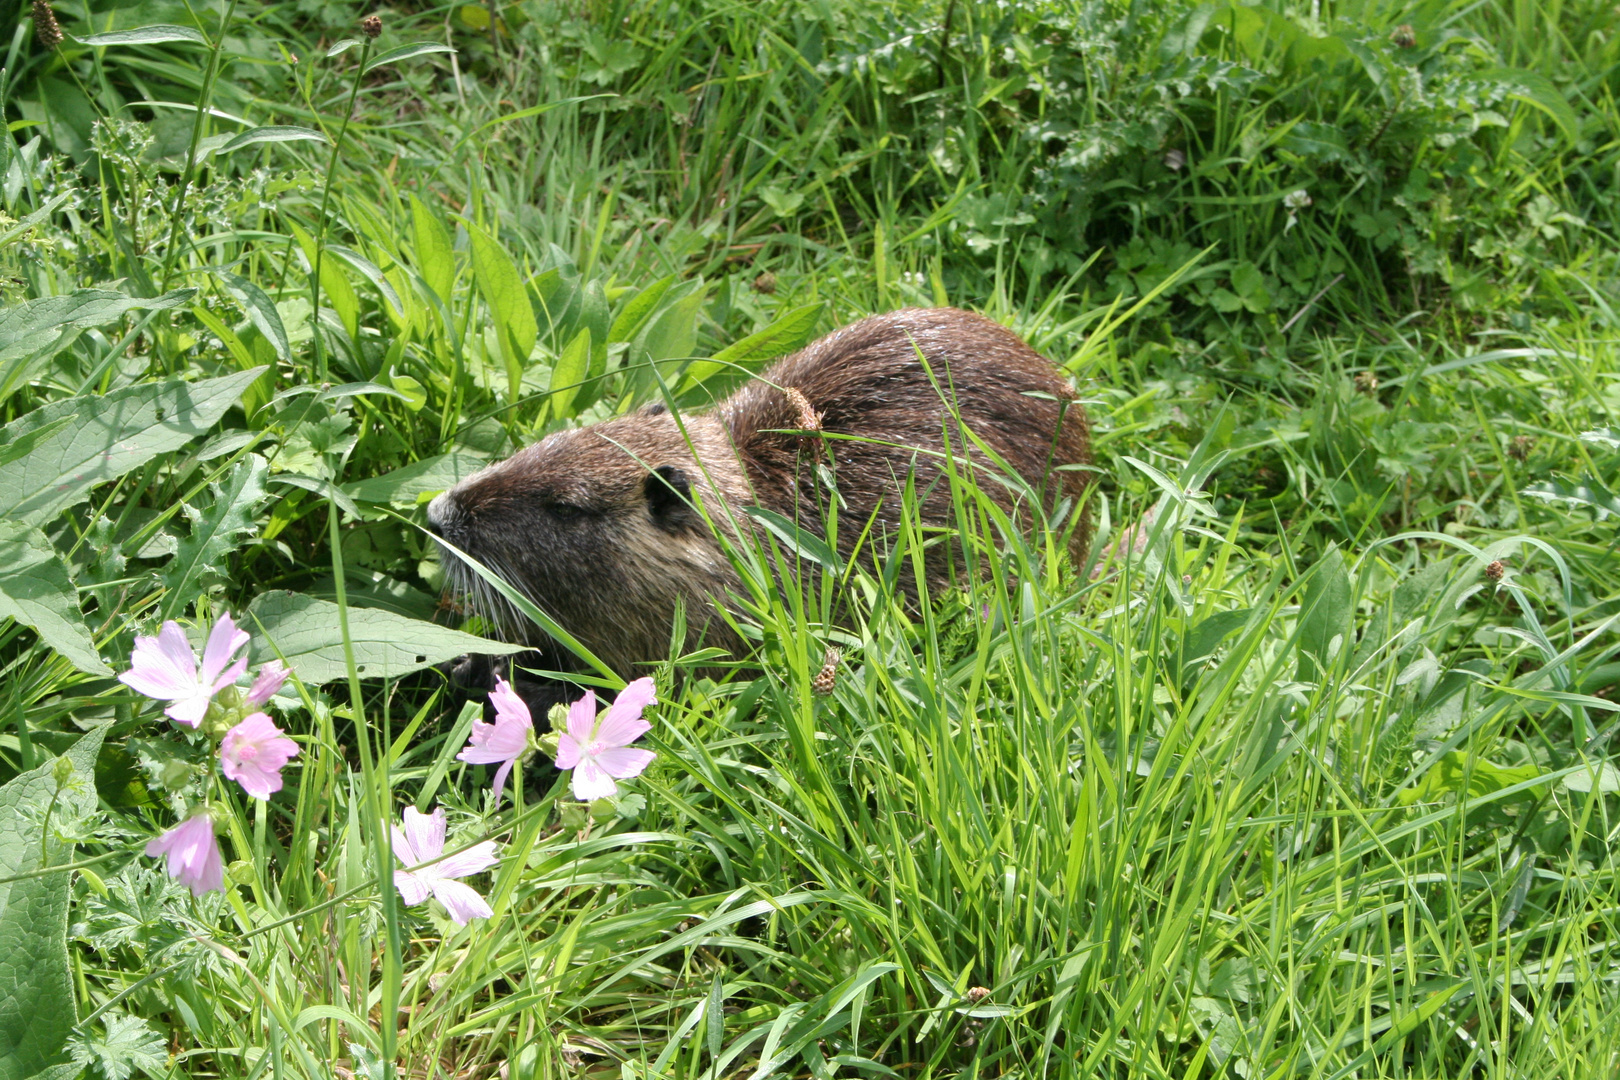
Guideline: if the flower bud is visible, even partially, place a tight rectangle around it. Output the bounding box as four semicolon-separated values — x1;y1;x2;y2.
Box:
361;14;382;39
52;755;75;788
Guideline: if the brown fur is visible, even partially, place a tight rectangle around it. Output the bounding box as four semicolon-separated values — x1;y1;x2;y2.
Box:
428;307;1092;680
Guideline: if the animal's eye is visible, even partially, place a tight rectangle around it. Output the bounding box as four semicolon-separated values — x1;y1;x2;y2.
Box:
547;502;583;520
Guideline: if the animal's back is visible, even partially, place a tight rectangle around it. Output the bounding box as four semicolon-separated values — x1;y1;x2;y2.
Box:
719;307;1092;583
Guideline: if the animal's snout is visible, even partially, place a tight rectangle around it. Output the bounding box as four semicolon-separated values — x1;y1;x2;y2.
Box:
425;491;455;538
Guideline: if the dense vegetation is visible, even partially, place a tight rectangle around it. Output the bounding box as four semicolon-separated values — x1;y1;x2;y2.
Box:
0;0;1616;1076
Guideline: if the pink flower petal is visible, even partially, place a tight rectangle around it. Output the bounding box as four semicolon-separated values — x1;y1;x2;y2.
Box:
431;878;493;925
214;652;250;693
145;815;224;897
554;731;583;771
489;759;515;804
164;694;212;729
401;807;445;864
596;678;656;746
570;757;619;801
156;622;199;679
565;691;597;745
200;613;249;686
592;746;656;781
394;870;431;906
219;712;300;800
489;677;531;728
391;824;418;866
435;839;500;879
244;661;290;706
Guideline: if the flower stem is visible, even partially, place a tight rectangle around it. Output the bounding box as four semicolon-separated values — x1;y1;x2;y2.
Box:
156;0;240;292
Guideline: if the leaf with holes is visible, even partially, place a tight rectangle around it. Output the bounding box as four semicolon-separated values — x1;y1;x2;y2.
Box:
244;591;525;685
159;454;270;620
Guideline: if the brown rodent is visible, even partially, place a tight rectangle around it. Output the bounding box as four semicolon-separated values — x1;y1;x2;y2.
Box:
428;306;1092;687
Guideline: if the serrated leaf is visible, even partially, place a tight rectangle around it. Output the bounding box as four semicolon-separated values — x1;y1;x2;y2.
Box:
363;42;457;74
0;727;107;1079
217;125;328;153
0;522;109;675
344;452;487;506
244;591;526;684
77;24;207;46
67;1014;166;1080
0;288;193;364
216;272;291;362
159;455;270;620
0;367;266;527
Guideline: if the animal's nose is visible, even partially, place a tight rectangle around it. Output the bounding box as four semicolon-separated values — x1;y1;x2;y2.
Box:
425;492;452;537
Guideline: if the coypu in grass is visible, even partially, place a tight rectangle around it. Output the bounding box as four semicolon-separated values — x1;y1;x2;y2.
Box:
428;306;1093;706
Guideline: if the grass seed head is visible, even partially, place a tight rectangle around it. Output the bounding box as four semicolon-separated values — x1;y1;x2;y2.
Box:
812;646;842;696
32;0;61;50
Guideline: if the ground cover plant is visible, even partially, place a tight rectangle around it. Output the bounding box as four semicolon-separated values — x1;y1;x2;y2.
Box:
0;0;1617;1076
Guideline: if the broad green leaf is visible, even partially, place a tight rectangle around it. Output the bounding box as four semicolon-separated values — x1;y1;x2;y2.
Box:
410;195;456;302
290;222;359;342
217;125;328;153
0;522;109;675
607;274;674;345
1399;751;1546;804
0;415;72;469
327;38;362;57
1482;67;1580;143
328;245;405;318
467;225;537;405
344;452;488;506
640;282;704;367
1294;546;1351;682
0;726;107;1080
77;24;207;46
0;367;266;527
679;302;823;392
158;454;270;620
0;288;193;363
217;272;291;362
549;326;592;418
363;42;457;73
244;590;525;685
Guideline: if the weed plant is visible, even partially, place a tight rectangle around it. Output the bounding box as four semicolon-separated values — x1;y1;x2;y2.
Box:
0;0;1615;1077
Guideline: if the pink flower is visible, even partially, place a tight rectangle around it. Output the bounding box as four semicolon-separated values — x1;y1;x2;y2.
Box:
145;813;224;897
220;712;300;800
119;613;250;727
555;677;657;801
456;677;532;804
244;660;289;706
392;806;499;926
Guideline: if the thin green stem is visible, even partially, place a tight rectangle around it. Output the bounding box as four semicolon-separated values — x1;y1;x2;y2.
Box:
309;38;374;383
156;0;240;291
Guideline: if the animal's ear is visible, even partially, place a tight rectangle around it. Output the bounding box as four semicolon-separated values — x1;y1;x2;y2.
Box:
645;465;692;527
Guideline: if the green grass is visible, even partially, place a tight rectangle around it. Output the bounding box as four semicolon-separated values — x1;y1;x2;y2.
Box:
0;0;1617;1077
